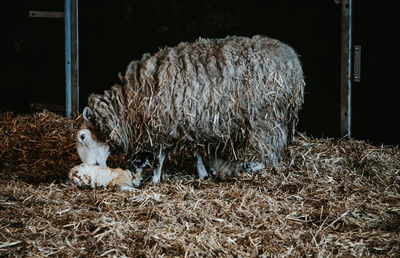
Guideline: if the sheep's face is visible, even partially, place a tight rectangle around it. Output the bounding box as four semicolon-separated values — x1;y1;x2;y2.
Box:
77;107;110;167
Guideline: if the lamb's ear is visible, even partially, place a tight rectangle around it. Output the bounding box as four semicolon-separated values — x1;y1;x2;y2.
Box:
82;107;94;124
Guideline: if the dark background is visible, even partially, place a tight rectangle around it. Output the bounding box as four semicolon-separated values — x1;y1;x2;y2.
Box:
1;0;399;146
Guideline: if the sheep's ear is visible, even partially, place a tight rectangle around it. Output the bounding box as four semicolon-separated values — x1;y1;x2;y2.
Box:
82;107;94;124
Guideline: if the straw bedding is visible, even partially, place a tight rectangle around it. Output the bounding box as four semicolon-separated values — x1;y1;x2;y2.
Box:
1;111;400;256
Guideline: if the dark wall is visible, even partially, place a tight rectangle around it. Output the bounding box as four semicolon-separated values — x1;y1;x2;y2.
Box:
1;0;65;112
78;0;342;141
351;1;400;146
1;0;398;145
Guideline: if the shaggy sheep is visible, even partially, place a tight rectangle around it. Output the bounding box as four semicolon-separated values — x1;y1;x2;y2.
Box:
79;35;305;184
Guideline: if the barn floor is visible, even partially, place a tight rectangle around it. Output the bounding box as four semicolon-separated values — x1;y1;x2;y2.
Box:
0;111;399;256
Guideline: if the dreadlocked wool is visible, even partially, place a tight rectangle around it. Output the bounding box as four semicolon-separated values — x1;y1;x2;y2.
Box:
87;35;305;164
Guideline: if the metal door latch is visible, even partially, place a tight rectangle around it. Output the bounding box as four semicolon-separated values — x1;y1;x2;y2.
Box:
353;45;361;82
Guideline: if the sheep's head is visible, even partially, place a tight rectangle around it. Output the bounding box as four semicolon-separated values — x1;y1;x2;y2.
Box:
77;107;110;167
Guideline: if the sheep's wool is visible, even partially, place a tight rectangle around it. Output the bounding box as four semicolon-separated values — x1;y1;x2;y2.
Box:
88;35;305;163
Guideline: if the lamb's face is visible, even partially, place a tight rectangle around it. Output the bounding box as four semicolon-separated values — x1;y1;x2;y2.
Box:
76;128;110;167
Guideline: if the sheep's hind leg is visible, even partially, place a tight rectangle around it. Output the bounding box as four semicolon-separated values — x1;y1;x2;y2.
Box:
152;149;166;184
194;151;208;180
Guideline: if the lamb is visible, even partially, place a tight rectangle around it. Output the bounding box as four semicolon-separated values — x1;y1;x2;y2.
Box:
78;35;305;185
68;163;142;190
69;150;152;190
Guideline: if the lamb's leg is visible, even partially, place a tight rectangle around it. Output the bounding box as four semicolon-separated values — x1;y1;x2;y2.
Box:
152;149;166;184
194;151;208;180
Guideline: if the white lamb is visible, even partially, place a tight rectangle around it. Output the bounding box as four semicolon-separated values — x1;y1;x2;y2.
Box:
68;163;142;190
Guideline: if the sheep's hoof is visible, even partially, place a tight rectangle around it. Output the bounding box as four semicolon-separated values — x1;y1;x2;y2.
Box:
198;172;208;180
194;151;209;180
197;165;209;180
151;172;161;184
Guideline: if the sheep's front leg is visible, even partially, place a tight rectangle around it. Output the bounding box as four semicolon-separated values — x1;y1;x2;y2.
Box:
152;149;166;184
194;151;208;180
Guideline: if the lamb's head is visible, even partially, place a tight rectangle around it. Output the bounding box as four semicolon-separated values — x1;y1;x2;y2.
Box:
126;151;153;173
77;107;110;167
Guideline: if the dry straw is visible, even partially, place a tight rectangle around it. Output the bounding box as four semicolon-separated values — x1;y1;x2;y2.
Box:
1;111;400;256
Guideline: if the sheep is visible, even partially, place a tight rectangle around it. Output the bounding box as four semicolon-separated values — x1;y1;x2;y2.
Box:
78;35;305;185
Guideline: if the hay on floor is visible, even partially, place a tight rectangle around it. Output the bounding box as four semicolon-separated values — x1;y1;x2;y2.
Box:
0;111;399;256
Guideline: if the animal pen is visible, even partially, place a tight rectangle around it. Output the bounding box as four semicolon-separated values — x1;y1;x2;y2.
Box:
1;0;400;257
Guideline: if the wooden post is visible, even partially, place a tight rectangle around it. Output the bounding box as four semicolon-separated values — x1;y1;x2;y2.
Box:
65;0;79;118
340;0;352;138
